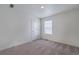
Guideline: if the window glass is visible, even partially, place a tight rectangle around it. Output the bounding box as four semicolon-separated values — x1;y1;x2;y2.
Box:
44;20;52;34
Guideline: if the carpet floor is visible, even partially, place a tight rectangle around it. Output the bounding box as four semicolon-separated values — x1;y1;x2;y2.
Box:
0;39;79;55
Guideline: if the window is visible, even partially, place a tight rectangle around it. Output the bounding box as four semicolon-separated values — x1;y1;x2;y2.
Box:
44;20;52;34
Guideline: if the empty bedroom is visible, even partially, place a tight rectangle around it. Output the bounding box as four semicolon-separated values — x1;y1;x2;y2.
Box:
0;4;79;55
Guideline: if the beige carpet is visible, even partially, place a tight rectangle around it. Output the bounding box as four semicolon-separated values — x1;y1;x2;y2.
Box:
0;39;79;55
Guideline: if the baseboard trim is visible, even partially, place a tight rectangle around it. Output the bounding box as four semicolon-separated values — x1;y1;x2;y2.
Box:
41;38;79;48
0;39;38;51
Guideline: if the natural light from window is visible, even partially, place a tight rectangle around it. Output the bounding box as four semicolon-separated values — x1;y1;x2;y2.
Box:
44;20;52;34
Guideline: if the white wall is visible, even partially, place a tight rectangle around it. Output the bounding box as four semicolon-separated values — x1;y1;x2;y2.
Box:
0;5;40;50
41;8;79;47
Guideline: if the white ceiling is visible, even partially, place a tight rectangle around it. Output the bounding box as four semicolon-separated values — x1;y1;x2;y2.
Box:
15;4;79;18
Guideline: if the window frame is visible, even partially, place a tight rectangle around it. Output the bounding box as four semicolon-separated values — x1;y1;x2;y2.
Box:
43;19;52;34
